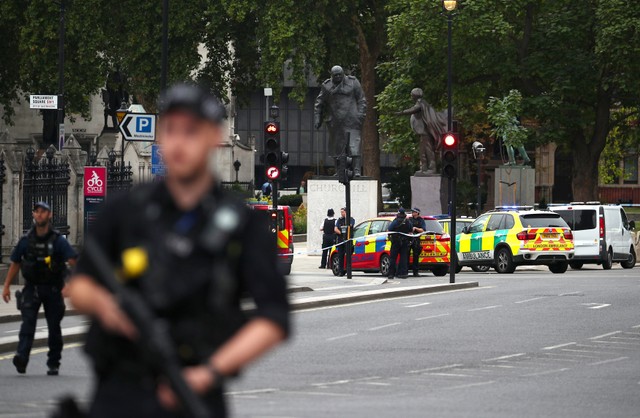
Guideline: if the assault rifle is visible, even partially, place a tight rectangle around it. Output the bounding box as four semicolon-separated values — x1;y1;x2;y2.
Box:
82;237;210;418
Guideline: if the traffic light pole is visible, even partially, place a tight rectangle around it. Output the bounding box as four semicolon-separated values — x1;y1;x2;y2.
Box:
345;180;352;280
447;11;456;285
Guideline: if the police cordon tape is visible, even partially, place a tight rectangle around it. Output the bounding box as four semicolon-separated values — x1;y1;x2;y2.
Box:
279;231;449;257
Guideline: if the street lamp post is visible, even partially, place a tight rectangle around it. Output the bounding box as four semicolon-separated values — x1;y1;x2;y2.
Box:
57;0;66;150
233;160;241;183
442;0;458;284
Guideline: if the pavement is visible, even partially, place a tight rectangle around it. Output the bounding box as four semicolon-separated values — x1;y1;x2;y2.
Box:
0;243;477;354
0;265;638;417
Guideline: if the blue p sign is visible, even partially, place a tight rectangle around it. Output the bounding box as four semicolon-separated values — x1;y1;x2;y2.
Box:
137;116;152;133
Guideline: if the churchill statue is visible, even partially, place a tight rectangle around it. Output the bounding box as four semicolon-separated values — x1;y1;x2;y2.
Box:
395;88;448;175
314;66;367;176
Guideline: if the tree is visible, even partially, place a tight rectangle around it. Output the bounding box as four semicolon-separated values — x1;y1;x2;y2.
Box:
378;0;640;201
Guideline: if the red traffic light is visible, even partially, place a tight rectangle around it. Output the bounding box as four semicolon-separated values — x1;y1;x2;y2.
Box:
443;133;457;148
265;122;279;135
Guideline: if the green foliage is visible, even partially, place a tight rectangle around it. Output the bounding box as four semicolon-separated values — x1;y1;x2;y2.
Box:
486;90;528;148
292;204;307;234
279;194;303;207
379;0;640;199
599;109;640;184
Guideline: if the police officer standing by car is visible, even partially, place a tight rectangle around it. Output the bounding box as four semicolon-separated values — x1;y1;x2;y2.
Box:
408;208;427;277
2;201;77;376
334;207;355;276
66;83;290;418
319;208;336;269
388;208;412;279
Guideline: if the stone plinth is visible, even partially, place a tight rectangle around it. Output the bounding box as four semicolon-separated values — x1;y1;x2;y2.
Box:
411;175;446;215
307;178;379;255
494;166;535;207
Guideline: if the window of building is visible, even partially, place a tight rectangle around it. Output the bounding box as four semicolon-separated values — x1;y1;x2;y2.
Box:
623;156;638;184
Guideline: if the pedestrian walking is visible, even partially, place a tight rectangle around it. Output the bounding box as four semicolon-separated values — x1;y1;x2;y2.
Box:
2;201;77;376
319;208;337;269
65;83;290;418
334;207;355;277
388;208;412;279
408;207;427;276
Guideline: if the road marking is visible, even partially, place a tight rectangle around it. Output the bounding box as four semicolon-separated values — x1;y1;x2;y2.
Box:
593;340;640;346
589;357;628;366
581;303;611;310
280;390;352;397
467;305;501;312
542;342;576;350
311;380;351;387
632;325;640;329
415;313;450;321
444;381;495;390
576;343;636;351
484;353;527;362
359;382;391;386
523;368;570;377
589;331;622;340
405;302;432;308
4;329;19;334
368;322;402;331
226;388;278;396
611;336;640;341
408;364;464;374
424;372;474;377
0;343;82;361
561;348;613;355
559;291;583;296
326;333;357;341
514;297;547;304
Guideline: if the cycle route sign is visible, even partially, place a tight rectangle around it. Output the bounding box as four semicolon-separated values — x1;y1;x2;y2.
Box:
83;167;107;237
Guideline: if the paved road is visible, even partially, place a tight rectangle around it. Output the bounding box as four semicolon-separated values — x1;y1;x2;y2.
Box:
0;266;638;417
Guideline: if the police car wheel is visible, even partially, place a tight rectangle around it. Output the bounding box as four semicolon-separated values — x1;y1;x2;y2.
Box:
494;247;516;274
379;254;391;277
471;265;491;273
620;247;636;269
330;254;341;276
569;262;583;270
548;262;568;274
602;249;613;270
432;265;448;276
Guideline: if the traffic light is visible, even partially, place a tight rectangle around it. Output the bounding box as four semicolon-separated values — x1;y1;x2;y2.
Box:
441;132;459;178
280;151;289;181
337;155;355;185
264;121;281;180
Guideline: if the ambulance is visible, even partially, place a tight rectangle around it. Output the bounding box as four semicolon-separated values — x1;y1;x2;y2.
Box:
456;208;575;274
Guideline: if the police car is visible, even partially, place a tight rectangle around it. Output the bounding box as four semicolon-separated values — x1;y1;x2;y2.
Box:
456;207;575;274
330;216;451;277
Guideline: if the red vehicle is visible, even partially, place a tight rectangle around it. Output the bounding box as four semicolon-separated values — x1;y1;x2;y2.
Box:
251;204;294;275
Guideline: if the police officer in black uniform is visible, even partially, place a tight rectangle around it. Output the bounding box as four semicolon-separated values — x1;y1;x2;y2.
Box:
319;208;336;269
408;207;427;277
387;208;412;279
334;207;355;276
2;201;77;376
66;83;290;418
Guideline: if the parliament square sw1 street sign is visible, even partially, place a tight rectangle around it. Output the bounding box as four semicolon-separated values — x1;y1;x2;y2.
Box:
119;113;157;141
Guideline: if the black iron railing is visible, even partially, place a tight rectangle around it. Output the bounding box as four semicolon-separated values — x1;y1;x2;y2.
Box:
23;146;70;235
107;149;133;194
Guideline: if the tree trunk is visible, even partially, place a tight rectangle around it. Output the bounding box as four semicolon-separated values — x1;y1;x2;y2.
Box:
357;38;382;211
570;89;611;202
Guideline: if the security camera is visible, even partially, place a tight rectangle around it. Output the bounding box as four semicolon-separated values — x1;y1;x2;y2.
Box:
472;141;485;159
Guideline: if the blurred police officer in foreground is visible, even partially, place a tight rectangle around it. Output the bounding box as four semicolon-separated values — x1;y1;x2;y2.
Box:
408;208;426;277
334;207;355;277
2;201;77;376
388;208;412;279
66;83;290;417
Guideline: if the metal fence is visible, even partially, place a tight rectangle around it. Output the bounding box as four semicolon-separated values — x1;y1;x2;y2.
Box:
22;146;70;235
106;150;133;194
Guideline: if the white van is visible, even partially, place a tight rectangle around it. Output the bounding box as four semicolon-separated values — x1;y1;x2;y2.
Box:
552;203;636;270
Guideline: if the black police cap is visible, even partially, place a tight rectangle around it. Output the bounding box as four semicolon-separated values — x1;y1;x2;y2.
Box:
158;83;227;124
